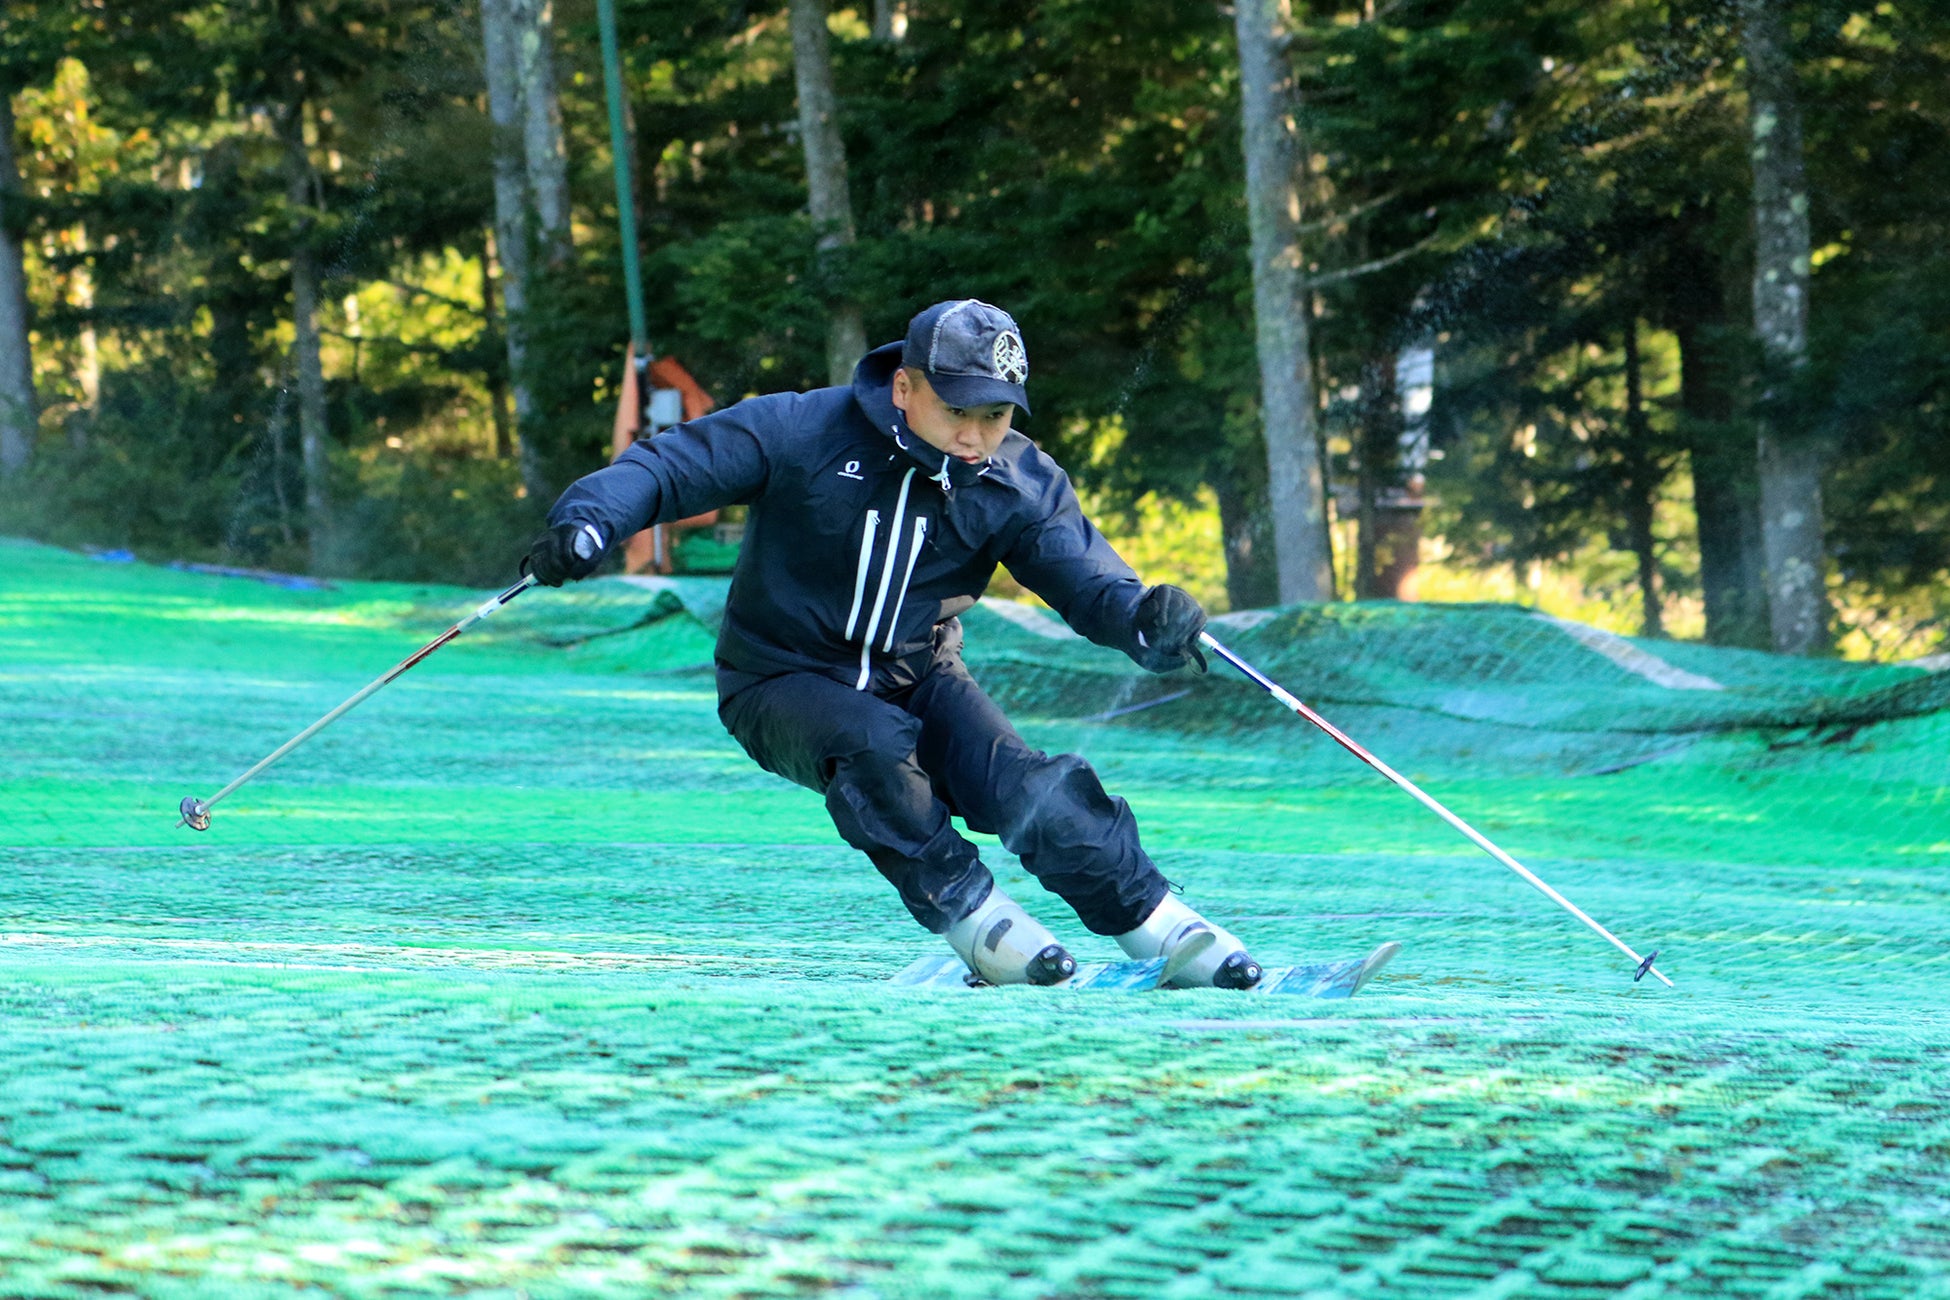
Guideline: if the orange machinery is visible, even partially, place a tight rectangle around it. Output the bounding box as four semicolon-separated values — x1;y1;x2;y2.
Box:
610;346;718;574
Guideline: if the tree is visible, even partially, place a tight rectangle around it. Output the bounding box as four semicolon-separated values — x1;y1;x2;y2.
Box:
1232;0;1331;603
1291;0;1558;603
22;0;513;573
1783;0;1950;656
1741;0;1828;654
481;0;550;498
1615;0;1774;646
14;0;1936;623
1658;215;1770;648
276;84;334;569
0;0;80;482
1380;0;1779;638
0;91;37;479
789;0;866;386
510;0;571;266
1618;313;1668;635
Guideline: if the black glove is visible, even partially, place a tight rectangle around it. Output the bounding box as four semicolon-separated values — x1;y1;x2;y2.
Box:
1133;584;1208;673
521;522;606;587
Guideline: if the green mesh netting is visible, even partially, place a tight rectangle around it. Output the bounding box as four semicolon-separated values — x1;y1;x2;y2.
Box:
3;535;1948;1299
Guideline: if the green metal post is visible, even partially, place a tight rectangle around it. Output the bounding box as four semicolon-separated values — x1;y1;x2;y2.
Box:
597;0;649;355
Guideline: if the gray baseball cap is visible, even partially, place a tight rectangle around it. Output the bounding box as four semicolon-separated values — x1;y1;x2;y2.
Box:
901;299;1032;416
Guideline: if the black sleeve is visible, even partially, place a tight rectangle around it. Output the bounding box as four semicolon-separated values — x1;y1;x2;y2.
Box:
1000;458;1148;657
545;393;790;542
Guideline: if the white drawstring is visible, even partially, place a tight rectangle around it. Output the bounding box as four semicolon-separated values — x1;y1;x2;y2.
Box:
843;509;880;642
855;470;916;689
882;517;929;652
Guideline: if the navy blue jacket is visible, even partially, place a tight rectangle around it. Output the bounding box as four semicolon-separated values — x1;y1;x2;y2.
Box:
548;342;1150;698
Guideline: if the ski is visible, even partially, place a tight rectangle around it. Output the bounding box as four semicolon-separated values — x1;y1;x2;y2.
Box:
890;941;1401;999
1254;941;1402;998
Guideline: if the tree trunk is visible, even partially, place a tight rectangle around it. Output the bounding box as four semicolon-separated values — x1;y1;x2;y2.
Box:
509;0;571;266
0;92;39;479
1214;472;1279;611
789;0;867;386
202;140;258;445
481;0;550;500
1689;414;1769;645
479;230;513;460
1309;292;1337;591
1354;437;1376;600
1353;355;1399;600
1232;0;1332;603
1621;315;1663;638
72;316;98;452
1741;0;1827;655
872;0;905;42
58;223;99;451
281;97;333;573
267;363;296;547
1666;247;1769;648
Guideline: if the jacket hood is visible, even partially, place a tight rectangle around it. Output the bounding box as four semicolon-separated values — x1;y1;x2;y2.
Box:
851;341;991;492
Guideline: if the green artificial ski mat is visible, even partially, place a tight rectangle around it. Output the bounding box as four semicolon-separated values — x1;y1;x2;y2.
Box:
2;534;1948;1298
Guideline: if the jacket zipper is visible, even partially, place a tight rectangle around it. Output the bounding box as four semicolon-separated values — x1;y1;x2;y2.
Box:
843;509;880;641
855;468;916;689
881;516;929;652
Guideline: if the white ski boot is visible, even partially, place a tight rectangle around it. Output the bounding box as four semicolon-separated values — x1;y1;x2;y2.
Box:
945;885;1077;986
1116;894;1263;989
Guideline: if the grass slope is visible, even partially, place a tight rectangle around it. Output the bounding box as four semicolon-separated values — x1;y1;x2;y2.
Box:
2;538;1948;1299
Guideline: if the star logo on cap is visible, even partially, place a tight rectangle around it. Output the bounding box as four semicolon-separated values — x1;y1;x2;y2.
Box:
993;331;1028;385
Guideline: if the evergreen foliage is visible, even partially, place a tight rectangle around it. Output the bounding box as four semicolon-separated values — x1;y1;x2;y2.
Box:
0;0;1942;654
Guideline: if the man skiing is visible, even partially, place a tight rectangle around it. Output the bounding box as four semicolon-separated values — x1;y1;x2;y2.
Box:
524;299;1263;989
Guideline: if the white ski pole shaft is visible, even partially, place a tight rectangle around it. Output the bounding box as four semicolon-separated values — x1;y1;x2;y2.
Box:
1199;631;1672;988
178;572;542;829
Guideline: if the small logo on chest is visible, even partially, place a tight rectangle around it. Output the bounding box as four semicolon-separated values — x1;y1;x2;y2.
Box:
838;459;865;481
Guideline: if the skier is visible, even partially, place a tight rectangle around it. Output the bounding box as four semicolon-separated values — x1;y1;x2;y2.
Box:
523;300;1262;988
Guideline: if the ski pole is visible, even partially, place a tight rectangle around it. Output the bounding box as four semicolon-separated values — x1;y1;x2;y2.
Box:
1198;631;1672;988
176;557;567;831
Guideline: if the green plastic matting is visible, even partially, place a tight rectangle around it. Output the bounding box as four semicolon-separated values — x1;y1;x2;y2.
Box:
2;535;1947;1298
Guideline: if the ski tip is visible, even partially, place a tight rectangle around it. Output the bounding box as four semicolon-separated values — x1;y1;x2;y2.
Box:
1349;941;1403;997
1634;949;1661;983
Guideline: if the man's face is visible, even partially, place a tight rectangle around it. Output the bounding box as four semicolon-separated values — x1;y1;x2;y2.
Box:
891;368;1015;464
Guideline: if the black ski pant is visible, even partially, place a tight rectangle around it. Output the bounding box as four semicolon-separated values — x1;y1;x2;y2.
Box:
717;657;1169;935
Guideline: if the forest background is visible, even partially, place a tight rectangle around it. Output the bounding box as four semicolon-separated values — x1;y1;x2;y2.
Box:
0;0;1943;662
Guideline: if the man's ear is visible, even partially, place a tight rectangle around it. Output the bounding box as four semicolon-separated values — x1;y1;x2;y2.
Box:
890;366;912;412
